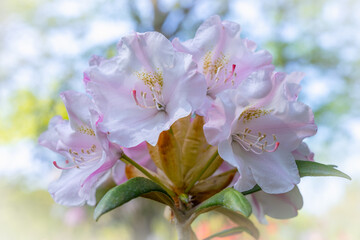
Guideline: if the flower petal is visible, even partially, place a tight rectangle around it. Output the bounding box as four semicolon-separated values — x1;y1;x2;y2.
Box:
239;148;300;194
60;91;94;130
86;32;206;147
247;186;303;223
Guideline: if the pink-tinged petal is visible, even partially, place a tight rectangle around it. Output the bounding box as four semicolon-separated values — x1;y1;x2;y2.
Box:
248;194;267;224
205;68;316;194
292;142;314;161
83;72;90;84
86;31;207;147
79;153;117;201
38;116;66;152
60;91;94;130
266;101;317;146
113;142;155;185
247;186;303;223
233;164;257;193
89;55;105;66
204;90;237;145
102;108;168;147
173;15;273;98
112;160;127;185
55;127;98;153
283;72;305;101
117;32;175;72
49;160;103;206
217;139;237;167
236;67;273;100
172;15;228;62
243;149;300;194
123;141;151;165
232;48;273;87
40;91;122;206
162;52;207;112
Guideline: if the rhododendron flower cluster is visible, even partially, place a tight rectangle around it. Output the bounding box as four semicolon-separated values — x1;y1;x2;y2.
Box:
39;16;348;239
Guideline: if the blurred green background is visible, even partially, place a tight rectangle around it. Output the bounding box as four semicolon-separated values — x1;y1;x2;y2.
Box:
0;0;359;239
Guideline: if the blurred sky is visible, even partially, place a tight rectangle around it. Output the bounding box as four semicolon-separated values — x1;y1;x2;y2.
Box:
0;0;359;239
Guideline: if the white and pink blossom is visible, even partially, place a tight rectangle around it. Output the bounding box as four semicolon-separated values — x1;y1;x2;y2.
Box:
204;71;317;194
173;15;273;114
39;91;123;206
85;32;207;148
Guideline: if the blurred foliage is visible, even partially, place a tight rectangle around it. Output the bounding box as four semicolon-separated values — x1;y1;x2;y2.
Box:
0;89;67;143
1;178;359;239
0;178;175;240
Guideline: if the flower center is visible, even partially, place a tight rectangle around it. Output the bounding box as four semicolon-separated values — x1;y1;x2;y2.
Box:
203;51;237;97
53;144;102;170
232;128;279;154
132;69;165;110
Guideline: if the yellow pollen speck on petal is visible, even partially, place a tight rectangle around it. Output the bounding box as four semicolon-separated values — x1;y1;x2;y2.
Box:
203;51;213;76
239;108;274;124
135;69;164;91
78;125;95;136
202;51;229;78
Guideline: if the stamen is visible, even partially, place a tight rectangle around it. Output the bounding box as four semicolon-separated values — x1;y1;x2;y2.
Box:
55;144;103;170
132;89;164;110
132;90;146;108
232;129;280;154
53;161;75;170
266;142;280;152
224;64;236;83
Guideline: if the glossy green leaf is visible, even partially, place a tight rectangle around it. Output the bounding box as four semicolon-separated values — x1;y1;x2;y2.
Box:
296;160;351;180
94;177;173;221
195;188;252;217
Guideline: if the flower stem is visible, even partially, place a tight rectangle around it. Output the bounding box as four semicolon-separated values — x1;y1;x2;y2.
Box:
184;151;218;193
175;220;198;240
242;184;262;195
121;154;176;197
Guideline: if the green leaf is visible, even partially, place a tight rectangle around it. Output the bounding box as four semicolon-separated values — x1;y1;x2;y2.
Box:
296;160;351;180
94;177;173;221
195;188;252;217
